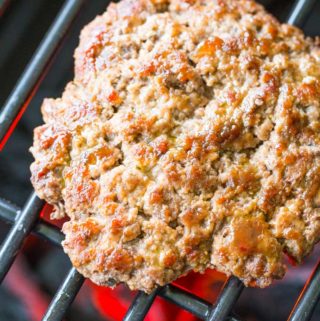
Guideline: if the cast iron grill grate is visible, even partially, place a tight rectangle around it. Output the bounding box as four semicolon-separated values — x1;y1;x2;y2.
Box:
0;0;319;320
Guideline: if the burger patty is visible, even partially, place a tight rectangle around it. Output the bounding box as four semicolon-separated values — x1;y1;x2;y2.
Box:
30;0;320;293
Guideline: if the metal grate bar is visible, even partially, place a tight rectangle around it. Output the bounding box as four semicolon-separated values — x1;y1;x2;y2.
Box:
0;198;20;223
288;261;320;321
0;0;85;148
123;290;159;321
42;268;84;321
159;284;211;319
159;284;242;321
0;198;63;246
287;0;317;27
207;277;244;321
0;192;44;282
0;198;85;320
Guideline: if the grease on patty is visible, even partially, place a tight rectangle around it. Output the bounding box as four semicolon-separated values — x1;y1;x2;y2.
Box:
30;0;320;292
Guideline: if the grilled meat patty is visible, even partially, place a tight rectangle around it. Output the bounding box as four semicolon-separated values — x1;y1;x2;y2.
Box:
30;0;320;293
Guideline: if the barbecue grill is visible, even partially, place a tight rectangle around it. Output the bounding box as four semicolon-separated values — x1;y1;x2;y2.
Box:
0;0;319;320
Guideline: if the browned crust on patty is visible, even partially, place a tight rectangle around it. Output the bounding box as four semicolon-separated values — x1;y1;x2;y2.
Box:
30;0;320;292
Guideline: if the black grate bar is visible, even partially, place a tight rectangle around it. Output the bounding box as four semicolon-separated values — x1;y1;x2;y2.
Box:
160;282;243;321
160;284;241;321
0;0;85;144
288;260;320;321
160;284;243;321
159;284;211;319
123;290;159;321
125;281;243;321
0;198;84;321
287;0;317;27
33;219;64;246
42;267;85;321
0;192;44;282
0;198;63;246
207;277;244;321
0;198;20;223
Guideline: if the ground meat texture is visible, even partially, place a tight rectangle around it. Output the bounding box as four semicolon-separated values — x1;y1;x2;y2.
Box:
30;0;320;293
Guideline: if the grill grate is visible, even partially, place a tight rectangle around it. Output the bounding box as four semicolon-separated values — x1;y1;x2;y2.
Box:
0;0;319;320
